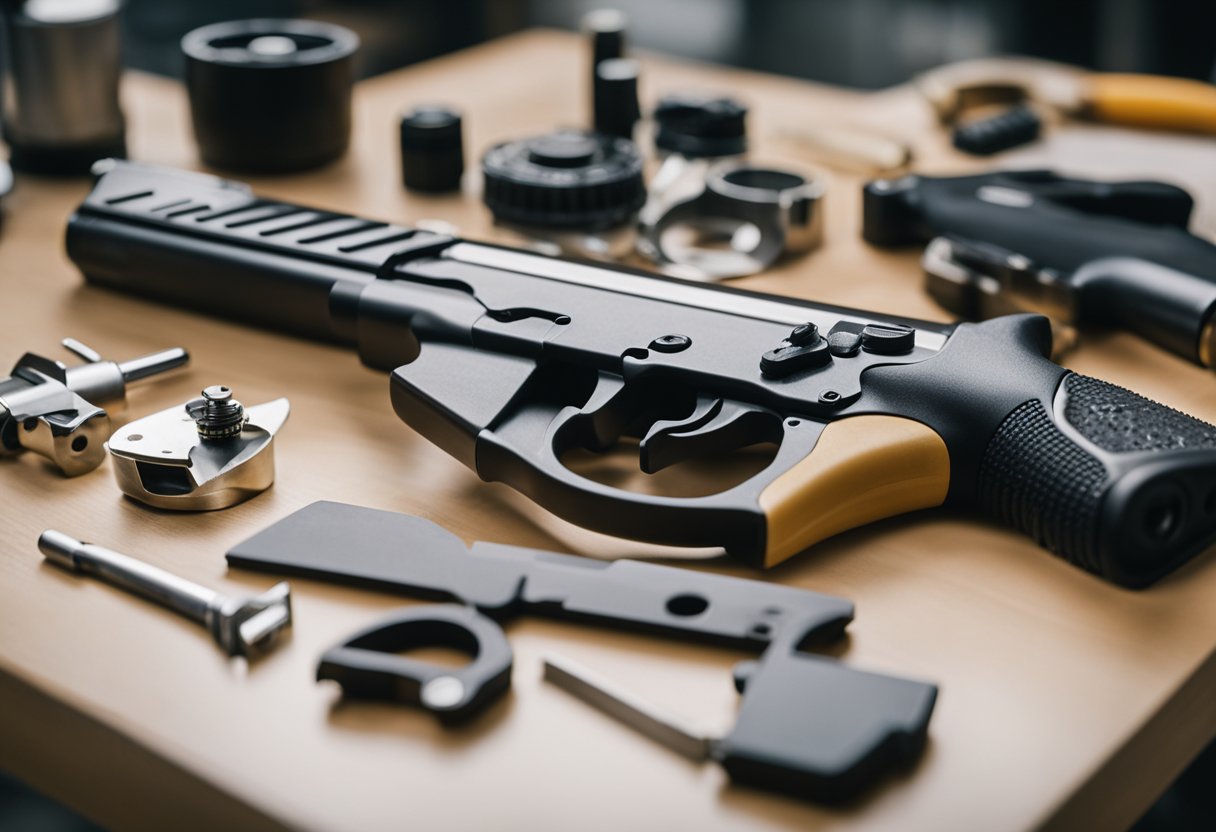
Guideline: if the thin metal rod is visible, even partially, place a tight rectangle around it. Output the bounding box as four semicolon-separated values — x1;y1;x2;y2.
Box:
38;530;216;623
542;654;714;761
118;347;190;382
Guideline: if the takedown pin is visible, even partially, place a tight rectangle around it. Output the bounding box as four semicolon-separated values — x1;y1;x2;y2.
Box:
38;530;291;658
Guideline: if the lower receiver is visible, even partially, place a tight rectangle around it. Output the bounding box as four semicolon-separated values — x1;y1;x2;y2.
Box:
65;161;1216;588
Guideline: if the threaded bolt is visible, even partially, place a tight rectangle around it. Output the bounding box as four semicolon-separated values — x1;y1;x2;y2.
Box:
193;385;247;440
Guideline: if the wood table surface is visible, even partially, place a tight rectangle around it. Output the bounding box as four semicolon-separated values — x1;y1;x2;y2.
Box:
2;29;1214;832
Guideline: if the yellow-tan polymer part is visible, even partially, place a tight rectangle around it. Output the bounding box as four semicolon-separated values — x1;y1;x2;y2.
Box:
1086;74;1216;134
759;415;950;567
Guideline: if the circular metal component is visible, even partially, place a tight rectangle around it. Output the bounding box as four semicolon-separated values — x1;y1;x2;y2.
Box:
420;676;467;710
191;385;247;440
400;105;464;193
642;160;825;280
481;129;645;230
182;19;359;174
649;334;692;353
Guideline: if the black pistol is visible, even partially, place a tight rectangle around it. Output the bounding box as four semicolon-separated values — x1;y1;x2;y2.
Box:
862;169;1216;367
65;161;1216;587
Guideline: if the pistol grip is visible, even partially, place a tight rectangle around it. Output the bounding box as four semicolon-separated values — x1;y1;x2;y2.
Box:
758;416;950;567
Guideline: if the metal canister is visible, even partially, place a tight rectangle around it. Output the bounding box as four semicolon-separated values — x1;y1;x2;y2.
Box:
0;0;127;174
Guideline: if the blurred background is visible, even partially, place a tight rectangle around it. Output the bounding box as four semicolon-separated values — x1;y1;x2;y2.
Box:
115;0;1216;86
2;1;1215;830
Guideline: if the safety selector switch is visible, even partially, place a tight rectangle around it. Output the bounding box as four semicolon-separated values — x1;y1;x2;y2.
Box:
0;339;189;476
861;323;916;355
760;323;831;378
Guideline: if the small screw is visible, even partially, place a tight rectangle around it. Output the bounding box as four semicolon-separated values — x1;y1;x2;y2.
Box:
191;385;247;440
649;334;692;353
818;390;841;404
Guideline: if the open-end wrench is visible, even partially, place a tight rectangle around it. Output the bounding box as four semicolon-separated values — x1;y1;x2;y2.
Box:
38;530;291;658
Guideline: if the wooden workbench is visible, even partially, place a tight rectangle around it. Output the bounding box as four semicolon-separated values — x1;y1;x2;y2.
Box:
2;29;1214;832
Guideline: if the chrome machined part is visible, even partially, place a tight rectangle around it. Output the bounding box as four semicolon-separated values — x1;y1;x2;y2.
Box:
38;530;292;658
0;339;188;476
108;388;289;510
639;160;825;281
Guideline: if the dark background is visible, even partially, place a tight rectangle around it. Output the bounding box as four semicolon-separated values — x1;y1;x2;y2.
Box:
3;1;1215;830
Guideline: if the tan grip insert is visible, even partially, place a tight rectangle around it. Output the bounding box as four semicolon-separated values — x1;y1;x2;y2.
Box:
759;415;950;567
1086;74;1216;134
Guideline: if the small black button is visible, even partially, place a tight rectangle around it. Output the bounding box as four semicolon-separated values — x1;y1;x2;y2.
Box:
827;331;862;357
760;339;831;378
861;323;915;355
787;323;819;346
650;334;691;353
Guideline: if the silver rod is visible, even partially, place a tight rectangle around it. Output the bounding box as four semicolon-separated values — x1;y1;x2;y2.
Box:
542;654;714;761
38;530;216;623
61;337;102;363
118;347;190;382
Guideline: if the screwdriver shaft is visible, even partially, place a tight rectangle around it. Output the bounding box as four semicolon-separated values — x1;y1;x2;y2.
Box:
119;347;190;382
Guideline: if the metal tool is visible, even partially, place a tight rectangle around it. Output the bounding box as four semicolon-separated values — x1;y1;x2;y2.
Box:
0;0;127;174
318;605;513;724
228;501;937;801
108;385;289;510
0;339;188;476
38;530;291;658
640;159;824;280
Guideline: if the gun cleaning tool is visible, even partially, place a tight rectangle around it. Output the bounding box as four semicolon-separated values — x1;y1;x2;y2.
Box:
0;339;188;476
229;501;937;801
0;0;126;175
593;58;641;140
952;105;1042;156
38;530;291;659
481;129;645;259
640;160;824;280
400;106;465;193
182;18;359;174
108;385;289;511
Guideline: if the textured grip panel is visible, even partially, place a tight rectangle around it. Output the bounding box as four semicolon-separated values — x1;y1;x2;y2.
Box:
1063;374;1216;453
978;372;1216;585
977;398;1108;574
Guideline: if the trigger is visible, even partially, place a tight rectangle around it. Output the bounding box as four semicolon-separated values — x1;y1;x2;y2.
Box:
640;399;780;474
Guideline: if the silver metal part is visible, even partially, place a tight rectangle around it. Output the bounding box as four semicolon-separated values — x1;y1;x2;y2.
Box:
0;0;125;160
0;340;189;476
107;389;289;510
542;655;716;761
37;530;291;658
638;159;825;281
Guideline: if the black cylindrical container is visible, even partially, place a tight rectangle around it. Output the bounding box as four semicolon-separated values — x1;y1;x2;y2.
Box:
182;19;359;174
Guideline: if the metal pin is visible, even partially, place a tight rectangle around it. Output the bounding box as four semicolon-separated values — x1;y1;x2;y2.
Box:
542;654;715;761
38;530;291;658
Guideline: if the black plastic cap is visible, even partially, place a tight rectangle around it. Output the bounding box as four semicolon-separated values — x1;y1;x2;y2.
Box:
654;93;747;158
400;106;465;193
594;58;641;140
583;9;627;66
481;129;645;230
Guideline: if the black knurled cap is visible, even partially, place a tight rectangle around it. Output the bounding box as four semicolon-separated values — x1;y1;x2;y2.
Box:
653;93;747;158
481;129;645;231
594;58;640;140
400;105;464;193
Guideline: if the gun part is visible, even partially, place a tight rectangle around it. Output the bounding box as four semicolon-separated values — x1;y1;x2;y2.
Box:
639;160;824;280
0;339;188;476
318;604;514;725
108;386;289;510
38;530;291;658
399;106;464;194
66;161;1216;587
863;170;1216;368
228;501;936;802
